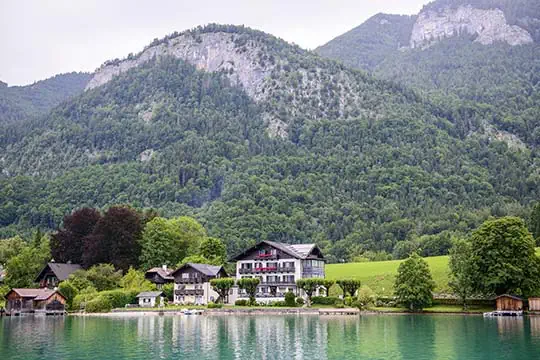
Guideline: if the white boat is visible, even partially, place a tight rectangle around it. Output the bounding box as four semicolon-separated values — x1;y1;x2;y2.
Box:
483;310;523;317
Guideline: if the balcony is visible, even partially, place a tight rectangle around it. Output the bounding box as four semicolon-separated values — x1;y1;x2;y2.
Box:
175;289;204;296
256;253;278;260
260;281;296;286
175;278;205;284
239;267;295;274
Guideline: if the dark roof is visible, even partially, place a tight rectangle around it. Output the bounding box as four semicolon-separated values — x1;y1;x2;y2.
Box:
230;241;323;261
6;288;66;301
496;294;524;301
35;262;83;282
170;263;226;278
136;291;164;298
145;267;174;280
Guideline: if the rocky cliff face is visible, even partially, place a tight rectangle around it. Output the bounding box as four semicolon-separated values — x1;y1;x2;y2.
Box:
410;5;533;48
86;32;273;100
86;29;388;138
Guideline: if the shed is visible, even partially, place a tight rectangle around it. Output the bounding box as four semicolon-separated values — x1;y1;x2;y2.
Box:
496;295;523;311
136;291;164;308
4;288;67;315
529;297;540;312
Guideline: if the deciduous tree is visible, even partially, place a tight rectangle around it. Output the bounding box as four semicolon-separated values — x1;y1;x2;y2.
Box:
237;278;260;306
394;253;435;311
470;217;540;296
448;238;475;309
210;278;235;303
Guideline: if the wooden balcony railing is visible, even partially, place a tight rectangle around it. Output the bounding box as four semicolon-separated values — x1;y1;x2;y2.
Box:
239;267;295;274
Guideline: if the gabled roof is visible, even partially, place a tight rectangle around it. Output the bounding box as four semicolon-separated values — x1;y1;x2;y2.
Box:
6;288;66;301
145;267;174;280
496;294;524;301
230;240;323;261
170;263;226;277
35;262;83;282
136;291;163;298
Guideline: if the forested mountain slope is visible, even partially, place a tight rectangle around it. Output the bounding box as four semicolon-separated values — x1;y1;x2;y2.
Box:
1;25;538;262
316;0;540;147
0;72;91;124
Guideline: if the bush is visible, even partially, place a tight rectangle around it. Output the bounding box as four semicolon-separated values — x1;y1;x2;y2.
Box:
344;296;353;306
85;295;112;313
72;286;98;310
58;281;78;310
100;289;138;309
311;296;340;305
296;297;305;306
284;291;296;307
271;301;288;307
335;303;345;309
235;299;249;306
207;302;222;309
356;286;376;310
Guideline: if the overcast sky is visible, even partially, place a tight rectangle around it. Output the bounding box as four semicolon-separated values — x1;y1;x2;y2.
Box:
0;0;429;86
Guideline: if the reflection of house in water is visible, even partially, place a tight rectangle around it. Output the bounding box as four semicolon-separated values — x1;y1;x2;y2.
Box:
496;317;524;337
530;316;540;337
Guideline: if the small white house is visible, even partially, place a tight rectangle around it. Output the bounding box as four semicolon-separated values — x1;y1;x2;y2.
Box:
136;291;164;308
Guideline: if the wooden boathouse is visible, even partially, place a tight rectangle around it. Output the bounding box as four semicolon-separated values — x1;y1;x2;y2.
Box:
4;288;67;316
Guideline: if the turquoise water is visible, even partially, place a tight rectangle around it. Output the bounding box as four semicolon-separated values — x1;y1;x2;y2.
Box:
1;314;540;359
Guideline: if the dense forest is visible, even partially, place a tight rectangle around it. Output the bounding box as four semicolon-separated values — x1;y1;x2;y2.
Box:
0;72;91;124
0;22;539;263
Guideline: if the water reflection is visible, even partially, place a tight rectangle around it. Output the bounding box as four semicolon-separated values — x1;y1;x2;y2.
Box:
2;314;540;360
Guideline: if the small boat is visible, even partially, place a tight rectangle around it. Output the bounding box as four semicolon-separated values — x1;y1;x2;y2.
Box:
182;309;204;315
483;310;523;317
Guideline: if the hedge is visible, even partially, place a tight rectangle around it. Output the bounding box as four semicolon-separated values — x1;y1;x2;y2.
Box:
311;296;341;305
85;296;112;313
235;299;249;306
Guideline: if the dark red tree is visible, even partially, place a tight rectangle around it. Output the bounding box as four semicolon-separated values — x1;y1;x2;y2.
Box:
83;206;143;271
51;207;101;264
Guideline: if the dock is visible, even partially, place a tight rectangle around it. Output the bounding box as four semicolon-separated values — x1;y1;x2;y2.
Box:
319;308;359;316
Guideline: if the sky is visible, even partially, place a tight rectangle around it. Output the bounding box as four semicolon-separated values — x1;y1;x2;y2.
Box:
0;0;429;86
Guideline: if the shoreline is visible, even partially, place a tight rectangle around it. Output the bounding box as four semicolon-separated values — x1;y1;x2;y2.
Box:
67;308;503;317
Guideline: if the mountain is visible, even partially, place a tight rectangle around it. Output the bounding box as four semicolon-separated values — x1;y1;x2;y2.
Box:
1;24;538;262
316;0;540;147
0;72;92;124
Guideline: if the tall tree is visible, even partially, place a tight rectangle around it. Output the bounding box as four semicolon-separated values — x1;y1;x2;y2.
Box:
5;234;50;288
448;238;475;309
84;206;142;271
51;207;101;264
237;278;260;306
530;202;540;245
394;253;435;311
139;216;207;269
210;278;235;303
200;237;227;265
470;217;540;296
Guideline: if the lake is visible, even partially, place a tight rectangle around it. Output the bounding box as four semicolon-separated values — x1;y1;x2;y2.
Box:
1;314;540;359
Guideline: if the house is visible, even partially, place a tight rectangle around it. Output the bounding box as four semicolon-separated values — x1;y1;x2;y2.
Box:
35;262;82;289
528;297;540;312
230;241;326;302
136;291;164;308
496;295;524;311
170;263;228;305
144;265;174;289
4;288;67;315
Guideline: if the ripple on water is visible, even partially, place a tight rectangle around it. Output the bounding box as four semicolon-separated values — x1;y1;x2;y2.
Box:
1;314;540;360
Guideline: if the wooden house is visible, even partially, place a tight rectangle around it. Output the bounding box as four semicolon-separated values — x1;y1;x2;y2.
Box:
171;263;228;305
528;297;540;312
495;295;524;311
5;288;67;315
35;262;82;289
144;265;174;289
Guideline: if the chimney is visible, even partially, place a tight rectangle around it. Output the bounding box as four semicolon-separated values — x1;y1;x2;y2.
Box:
162;264;167;271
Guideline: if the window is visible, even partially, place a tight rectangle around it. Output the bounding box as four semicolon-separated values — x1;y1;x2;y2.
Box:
182;273;189;279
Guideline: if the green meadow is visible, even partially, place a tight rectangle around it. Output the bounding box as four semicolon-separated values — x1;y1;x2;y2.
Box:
326;256;450;296
326;248;540;296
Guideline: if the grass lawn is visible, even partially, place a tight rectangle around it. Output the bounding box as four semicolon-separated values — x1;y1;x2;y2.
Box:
326;255;450;296
327;248;540;297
